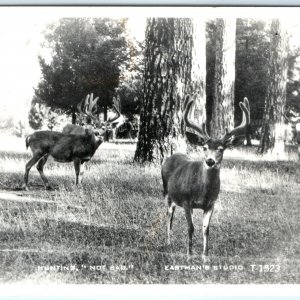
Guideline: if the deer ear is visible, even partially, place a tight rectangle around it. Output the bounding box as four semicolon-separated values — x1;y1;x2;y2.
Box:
185;131;206;146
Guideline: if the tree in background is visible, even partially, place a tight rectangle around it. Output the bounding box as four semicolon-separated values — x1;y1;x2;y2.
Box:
14;121;26;138
210;18;236;138
235;19;300;143
235;19;270;144
34;18;130;123
258;19;289;155
134;18;206;163
28;100;45;130
116;41;144;117
28;96;62;131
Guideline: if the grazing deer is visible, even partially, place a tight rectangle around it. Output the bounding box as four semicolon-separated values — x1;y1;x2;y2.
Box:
161;95;250;260
23;94;120;190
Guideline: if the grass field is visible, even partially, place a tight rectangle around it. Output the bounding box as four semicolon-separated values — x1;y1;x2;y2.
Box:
0;134;299;284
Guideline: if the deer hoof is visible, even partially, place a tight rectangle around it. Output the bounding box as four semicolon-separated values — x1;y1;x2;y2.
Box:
202;254;210;264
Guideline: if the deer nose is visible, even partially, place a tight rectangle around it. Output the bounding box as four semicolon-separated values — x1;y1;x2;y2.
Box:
206;158;215;167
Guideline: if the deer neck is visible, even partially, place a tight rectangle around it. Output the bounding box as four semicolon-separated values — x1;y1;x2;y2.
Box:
201;163;220;186
90;134;103;149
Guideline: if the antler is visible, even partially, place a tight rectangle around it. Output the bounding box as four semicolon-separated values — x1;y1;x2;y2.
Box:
221;97;250;143
77;93;99;123
107;96;121;123
183;95;210;142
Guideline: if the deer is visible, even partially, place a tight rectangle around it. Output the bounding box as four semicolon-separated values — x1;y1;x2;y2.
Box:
23;94;120;191
161;95;250;261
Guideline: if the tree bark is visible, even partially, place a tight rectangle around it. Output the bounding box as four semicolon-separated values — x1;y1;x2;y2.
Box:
258;19;289;156
210;18;236;138
134;18;206;164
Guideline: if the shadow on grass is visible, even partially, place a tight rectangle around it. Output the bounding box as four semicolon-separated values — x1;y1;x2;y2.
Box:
0;171;69;192
0;217;144;253
0;150;30;161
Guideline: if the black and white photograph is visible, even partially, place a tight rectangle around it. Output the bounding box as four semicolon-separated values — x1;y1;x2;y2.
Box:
0;6;299;287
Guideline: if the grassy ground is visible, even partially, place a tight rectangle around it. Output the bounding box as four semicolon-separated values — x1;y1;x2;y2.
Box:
0;135;299;284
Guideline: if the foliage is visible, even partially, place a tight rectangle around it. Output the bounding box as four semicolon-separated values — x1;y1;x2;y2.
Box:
117;76;143;117
13;121;26;138
207;19;300;126
116;40;144;117
28;98;45;130
235;19;300;124
0;116;14;131
28;96;63;131
235;19;270;124
34;18;130;117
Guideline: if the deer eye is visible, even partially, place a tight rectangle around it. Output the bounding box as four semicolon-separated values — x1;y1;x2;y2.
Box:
203;146;208;151
217;147;224;152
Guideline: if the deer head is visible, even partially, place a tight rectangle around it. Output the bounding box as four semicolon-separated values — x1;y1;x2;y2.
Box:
183;95;250;168
75;93;121;137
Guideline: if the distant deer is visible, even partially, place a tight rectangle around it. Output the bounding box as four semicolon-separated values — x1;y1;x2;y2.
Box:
23;94;120;190
161;95;250;260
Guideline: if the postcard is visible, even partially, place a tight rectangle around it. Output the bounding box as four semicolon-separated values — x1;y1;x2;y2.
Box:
0;5;299;296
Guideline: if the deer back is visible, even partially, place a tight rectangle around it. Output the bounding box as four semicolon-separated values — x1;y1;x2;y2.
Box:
62;124;86;135
26;131;63;152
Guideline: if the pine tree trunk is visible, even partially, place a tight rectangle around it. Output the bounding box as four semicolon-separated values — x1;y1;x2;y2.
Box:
258;19;289;156
190;18;207;125
210;18;236;138
134;18;206;163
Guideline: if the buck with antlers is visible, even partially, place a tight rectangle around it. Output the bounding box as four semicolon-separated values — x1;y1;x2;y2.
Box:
162;95;250;260
23;94;120;190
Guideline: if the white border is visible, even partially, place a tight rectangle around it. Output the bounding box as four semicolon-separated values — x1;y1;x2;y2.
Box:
0;5;299;296
1;6;300;19
0;284;300;297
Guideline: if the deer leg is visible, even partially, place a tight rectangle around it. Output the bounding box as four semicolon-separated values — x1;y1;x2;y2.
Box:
23;154;44;190
166;196;176;245
36;155;51;190
74;159;80;185
202;207;214;261
184;204;194;256
74;159;85;186
78;161;85;185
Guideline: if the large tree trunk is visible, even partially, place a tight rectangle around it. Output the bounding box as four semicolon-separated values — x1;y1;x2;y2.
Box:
134;18;206;164
258;19;289;156
190;19;207;125
210;18;236;138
